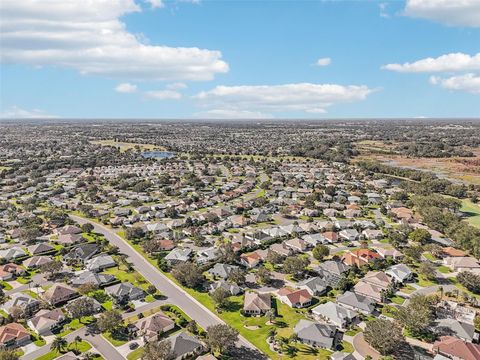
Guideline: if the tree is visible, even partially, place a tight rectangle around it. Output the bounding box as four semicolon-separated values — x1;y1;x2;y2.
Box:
171;262;204;288
364;319;404;355
81;223;94;233
0;350;19;360
283;256;309;279
142;340;174;360
256;266;272;285
227;268;246;285
66;297;96;321
206;324;239;354
418;261;436;281
474;313;480;332
125;226;145;240
39;260;63;279
408;228;431;244
78;282;98;295
395;294;435;338
10;306;25;321
312;244;329;261
50;337;68;353
211;287;230;310
97;310;123;334
457;271;480;294
147;285;157;295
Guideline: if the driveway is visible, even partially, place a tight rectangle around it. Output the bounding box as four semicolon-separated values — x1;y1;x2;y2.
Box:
70;215;265;358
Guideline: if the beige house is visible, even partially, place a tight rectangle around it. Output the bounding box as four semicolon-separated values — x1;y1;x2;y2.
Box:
243;292;271;315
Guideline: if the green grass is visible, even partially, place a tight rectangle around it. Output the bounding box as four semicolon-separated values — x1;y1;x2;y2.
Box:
437;265;452;274
103;266;150;291
422;252;436;261
381;305;398;318
390;295;405;305
0;281;13;290
102;300;113;311
57;316;94;337
339;340;354;353
345;326;362;336
399;284;416;294
417;275;438;287
127;347;144;360
36;341;92;360
461;199;480;229
145;294;155;303
103;331;128;346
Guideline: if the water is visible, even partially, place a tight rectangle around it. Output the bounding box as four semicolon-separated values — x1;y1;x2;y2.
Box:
142;151;175;159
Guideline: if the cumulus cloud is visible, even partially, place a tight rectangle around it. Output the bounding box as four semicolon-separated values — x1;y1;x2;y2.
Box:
404;0;480;27
115;82;138;93
194;109;273;119
0;0;229;81
145;0;164;8
430;73;480;94
144;90;182;100
0;106;58;119
383;52;480;73
194;83;375;116
166;82;188;90
315;57;331;67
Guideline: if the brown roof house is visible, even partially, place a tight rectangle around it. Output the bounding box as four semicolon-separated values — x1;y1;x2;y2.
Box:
135;312;175;342
278;288;312;308
353;271;392;303
0;323;31;348
43;284;78;306
341;249;381;267
243;292;271;315
27;309;65;335
444;257;480;272
432;336;480;360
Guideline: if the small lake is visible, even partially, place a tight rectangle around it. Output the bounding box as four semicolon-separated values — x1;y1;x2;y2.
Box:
142;151;175;159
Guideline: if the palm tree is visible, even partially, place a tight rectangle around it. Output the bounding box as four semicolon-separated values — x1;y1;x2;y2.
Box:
74;335;82;351
50;337;68;353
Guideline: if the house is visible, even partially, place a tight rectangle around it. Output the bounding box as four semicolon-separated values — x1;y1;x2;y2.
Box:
296;277;328;296
330;352;356;360
337;291;376;314
28;309;65;335
55;352;78;360
0;323;31;348
278;288;312;308
362;229;383;240
28;243;54;255
43;284;78;306
339;229;359;241
441;247;466;258
207;263;239;279
210;280;242;296
376;248;404;260
57;225;82;235
302;233;325;246
243;292;271;315
158;239;175;251
311;301;358;328
85;254;117;272
164;248;192;266
66;296;102;315
70;271;116;288
63;243;98;264
432;336;480;360
135;312;175;341
105;282;145;303
435;318;478;343
56;234;85;246
0;263;25;281
341;249;381;267
321;231;339;243
294;320;338;349
444;257;480;272
196;247;220;264
354;272;392;303
269;243;293;257
240;252;262;268
285;237;309;252
385;264;413;284
168;331;204;360
23;255;53;269
2;292;40;316
0;246;26;261
314;260;351;288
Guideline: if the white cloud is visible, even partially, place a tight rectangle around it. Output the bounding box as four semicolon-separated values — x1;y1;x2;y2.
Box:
115;82;137;93
404;0;480;27
383;52;480;73
144;90;182;100
379;3;390;18
430;73;480;94
145;0;164;8
194;109;273;119
194;83;375;116
315;57;331;67
166;82;187;90
0;106;58;119
0;0;228;81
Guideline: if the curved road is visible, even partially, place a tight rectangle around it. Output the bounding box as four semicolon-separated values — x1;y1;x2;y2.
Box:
70;215;265;359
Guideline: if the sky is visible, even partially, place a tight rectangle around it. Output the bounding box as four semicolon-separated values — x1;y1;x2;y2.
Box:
0;0;479;120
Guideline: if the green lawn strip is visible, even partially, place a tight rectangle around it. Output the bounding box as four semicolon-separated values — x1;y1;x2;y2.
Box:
437;265;452;274
399;284;416;294
0;281;13;290
57;316;94;337
422;252;436;261
389;295;405;305
127;347;144;360
460;199;480;228
103;331;128;346
339;340;354;353
36;341;92;360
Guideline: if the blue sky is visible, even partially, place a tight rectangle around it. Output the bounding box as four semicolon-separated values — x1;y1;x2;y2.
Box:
0;0;479;119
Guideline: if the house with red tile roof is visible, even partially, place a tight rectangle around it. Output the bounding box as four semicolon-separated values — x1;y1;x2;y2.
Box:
0;323;30;348
432;336;480;360
277;288;312;308
341;249;381;267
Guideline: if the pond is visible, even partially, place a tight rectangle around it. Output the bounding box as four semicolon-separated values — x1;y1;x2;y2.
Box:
142;151;175;159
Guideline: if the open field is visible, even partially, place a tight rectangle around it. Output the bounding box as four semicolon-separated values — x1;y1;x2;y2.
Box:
90;140;165;152
461;199;480;228
355;141;480;185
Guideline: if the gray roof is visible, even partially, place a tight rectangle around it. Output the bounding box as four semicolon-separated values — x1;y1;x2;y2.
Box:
297;277;328;294
208;263;239;279
86;254;116;271
294;319;336;348
312;301;358;327
168;331;203;357
435;318;477;342
317;260;350;276
105;282;144;299
337;291;375;313
71;271;115;287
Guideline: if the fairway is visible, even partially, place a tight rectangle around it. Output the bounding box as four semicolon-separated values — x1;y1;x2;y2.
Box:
461;199;480;228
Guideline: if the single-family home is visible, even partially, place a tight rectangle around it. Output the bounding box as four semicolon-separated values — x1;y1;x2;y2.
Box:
294;320;338;349
85;254;117;272
277;288;312;308
0;323;31;348
43;284;78;306
135;312;175;342
385;264;413;284
243;292;271;315
311;301;358;328
28;309;65;335
105;282;145;303
337;291;375;314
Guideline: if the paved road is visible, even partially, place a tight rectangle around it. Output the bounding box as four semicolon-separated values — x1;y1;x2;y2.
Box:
21;325;123;360
6;274;51;296
70;215;264;357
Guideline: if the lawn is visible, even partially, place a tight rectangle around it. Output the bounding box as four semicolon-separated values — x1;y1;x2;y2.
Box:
399;284;416;294
0;281;13;290
36;341;92;360
127;347;144;360
57;316;94;337
103;266;151;291
422;252;436;261
389;295;405;305
417;275;438;288
437;265;452;274
461;199;480;229
103;331;128;346
339;340;354;353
